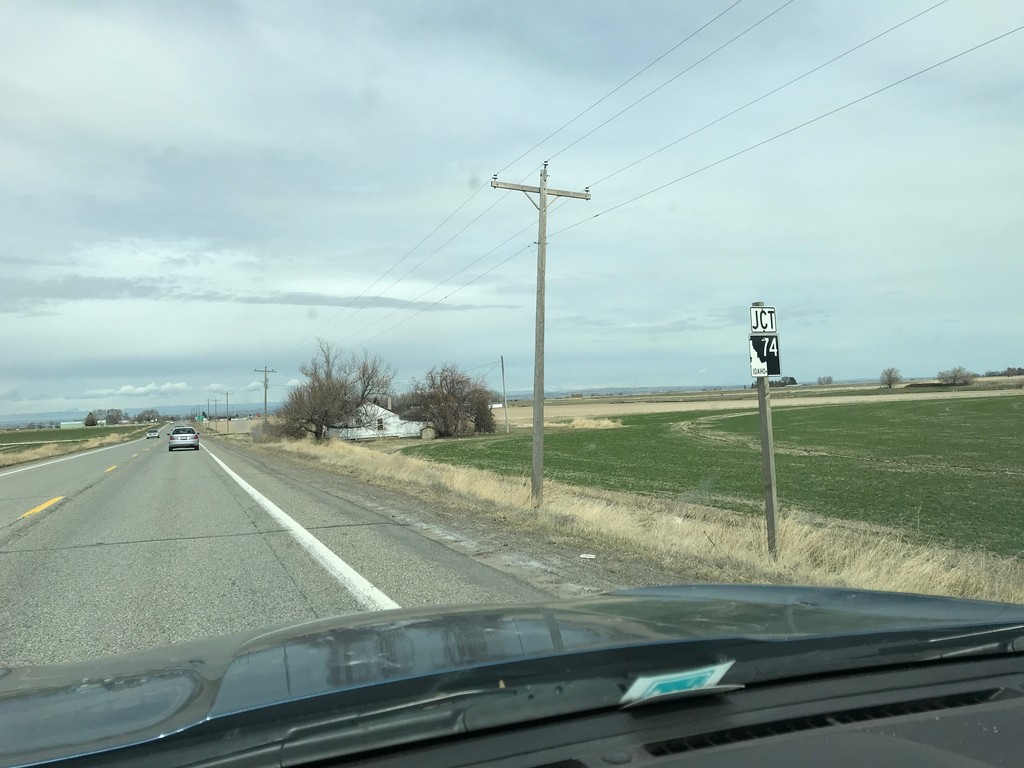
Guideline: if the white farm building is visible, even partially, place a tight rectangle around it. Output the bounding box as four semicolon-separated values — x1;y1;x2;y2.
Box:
330;404;432;441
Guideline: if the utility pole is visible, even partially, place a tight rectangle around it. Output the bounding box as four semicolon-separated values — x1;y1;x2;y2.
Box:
500;355;509;435
224;391;233;434
492;163;590;507
255;367;276;429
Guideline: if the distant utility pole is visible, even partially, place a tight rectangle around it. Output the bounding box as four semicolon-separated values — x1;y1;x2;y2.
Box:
500;355;509;435
224;391;233;434
255;367;276;429
492;162;590;507
213;399;219;425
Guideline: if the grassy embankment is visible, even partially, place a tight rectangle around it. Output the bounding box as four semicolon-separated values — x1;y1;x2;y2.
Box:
410;396;1023;556
264;394;1024;602
0;425;150;468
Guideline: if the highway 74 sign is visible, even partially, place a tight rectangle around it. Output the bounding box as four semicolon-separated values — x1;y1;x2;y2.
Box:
749;334;781;377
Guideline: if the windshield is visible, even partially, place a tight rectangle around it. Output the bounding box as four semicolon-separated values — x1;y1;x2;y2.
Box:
1;1;1022;765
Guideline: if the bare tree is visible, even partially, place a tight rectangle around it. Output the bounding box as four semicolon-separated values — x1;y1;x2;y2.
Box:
816;376;834;386
405;365;496;437
134;408;160;423
937;366;977;386
351;349;396;404
277;340;395;441
879;367;902;388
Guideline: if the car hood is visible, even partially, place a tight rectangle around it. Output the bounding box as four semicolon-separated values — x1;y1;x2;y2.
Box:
3;584;1024;766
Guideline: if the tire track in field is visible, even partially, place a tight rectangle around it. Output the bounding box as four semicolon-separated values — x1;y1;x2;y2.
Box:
671;412;1021;478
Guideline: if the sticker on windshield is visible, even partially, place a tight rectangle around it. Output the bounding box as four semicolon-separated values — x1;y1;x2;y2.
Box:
620;660;735;705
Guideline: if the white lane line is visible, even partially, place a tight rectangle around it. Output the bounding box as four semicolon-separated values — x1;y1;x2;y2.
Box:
0;440;142;478
203;446;400;612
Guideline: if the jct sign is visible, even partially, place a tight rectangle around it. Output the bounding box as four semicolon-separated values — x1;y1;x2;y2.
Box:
749;305;777;334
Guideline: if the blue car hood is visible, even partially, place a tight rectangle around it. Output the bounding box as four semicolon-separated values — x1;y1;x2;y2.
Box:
3;584;1024;767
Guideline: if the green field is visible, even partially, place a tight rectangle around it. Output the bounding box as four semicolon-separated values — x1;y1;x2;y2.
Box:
402;396;1024;557
0;425;148;454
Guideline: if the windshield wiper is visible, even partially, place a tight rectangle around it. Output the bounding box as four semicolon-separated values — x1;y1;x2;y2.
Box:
279;677;627;766
247;660;752;765
867;623;1024;662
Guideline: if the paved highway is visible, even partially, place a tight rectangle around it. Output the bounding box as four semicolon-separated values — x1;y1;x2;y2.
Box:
0;429;551;667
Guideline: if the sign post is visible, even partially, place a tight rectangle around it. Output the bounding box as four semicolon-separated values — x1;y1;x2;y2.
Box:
749;302;780;559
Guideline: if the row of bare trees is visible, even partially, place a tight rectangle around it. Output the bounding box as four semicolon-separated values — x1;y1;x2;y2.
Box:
83;408;126;426
819;367;984;389
880;366;980;388
275;340;497;441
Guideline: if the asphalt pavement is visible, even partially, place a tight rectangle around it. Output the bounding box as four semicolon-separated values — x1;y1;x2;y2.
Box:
0;429;551;667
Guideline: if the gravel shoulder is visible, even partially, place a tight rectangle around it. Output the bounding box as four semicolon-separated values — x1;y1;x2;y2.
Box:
217;436;684;601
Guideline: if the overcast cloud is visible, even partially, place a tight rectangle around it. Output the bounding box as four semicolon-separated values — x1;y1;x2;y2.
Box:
2;0;1022;417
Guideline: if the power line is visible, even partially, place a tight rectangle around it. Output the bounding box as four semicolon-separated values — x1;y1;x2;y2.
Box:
271;2;987;367
336;222;538;345
272;7;753;363
548;23;1024;240
289;164;544;352
343;196;575;348
466;359;501;372
547;0;796;162
315;4;754;344
272;179;492;364
314;191;515;341
495;0;747;176
587;0;952;189
354;244;534;347
480;361;503;379
466;360;503;379
338;0;955;349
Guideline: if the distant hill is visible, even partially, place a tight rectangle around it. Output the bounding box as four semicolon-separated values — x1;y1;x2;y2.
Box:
0;401;277;429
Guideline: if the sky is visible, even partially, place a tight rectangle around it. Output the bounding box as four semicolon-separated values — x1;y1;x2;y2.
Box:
2;0;1022;417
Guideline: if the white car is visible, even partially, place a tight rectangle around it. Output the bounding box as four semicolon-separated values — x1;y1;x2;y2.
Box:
146;429;159;439
168;426;199;451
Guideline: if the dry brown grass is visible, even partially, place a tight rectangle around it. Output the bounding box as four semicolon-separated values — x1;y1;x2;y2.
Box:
502;387;1024;427
262;439;1024;604
556;417;624;429
0;434;133;468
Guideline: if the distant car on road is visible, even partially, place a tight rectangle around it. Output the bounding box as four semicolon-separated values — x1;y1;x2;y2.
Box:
168;426;199;451
146;429;159;439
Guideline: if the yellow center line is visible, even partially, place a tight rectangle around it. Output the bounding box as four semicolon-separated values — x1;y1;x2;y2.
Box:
19;496;65;519
105;465;117;473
